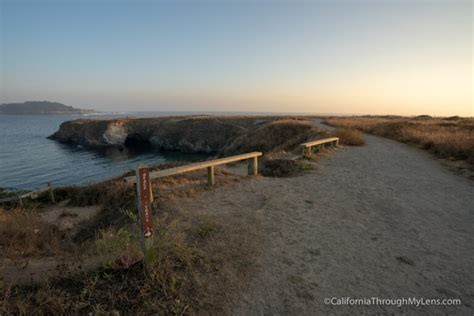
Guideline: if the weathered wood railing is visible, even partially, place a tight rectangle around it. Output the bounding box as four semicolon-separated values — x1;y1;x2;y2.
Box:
301;137;339;158
0;183;56;205
124;151;263;186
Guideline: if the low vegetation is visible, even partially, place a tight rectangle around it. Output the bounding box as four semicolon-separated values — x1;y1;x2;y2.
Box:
261;157;314;177
222;119;327;155
1;217;209;314
0;189;23;200
262;158;300;177
333;128;365;146
0;162;256;314
0;208;74;258
325;116;474;165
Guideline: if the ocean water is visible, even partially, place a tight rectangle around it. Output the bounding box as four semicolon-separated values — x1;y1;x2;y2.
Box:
0;113;207;191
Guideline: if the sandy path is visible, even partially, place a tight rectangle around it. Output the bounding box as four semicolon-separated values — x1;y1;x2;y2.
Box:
175;122;474;315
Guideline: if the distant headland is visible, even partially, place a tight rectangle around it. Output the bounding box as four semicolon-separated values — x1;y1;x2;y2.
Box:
0;101;96;115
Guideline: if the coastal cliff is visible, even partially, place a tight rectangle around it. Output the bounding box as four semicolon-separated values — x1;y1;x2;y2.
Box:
49;116;325;154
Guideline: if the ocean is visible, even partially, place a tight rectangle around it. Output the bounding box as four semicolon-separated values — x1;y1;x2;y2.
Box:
0;113;208;191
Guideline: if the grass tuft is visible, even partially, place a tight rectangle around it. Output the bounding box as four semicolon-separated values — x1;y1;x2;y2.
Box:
334;128;365;146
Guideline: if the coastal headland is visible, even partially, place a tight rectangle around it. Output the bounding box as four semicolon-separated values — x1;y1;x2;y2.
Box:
48;116;327;155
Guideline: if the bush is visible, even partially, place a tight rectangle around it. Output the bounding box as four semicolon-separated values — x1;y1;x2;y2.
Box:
262;158;301;177
446;116;461;121
414;115;432;120
334;128;365;146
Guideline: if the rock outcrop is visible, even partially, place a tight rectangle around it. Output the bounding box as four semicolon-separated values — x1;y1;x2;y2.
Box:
49;116;326;155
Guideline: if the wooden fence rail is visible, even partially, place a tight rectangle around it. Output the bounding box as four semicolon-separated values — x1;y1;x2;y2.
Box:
301;137;339;158
124;151;263;186
0;183;55;204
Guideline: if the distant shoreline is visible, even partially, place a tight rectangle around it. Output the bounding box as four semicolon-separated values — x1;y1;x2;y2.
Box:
0;101;95;115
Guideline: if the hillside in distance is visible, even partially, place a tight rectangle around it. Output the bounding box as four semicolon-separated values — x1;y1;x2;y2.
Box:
0;101;95;115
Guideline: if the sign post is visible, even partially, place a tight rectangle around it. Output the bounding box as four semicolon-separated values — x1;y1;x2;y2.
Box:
135;165;154;270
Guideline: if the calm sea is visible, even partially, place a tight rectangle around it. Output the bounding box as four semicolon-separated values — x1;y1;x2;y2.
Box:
0;113;208;191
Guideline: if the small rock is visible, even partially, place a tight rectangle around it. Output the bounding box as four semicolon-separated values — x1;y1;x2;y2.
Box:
395;256;415;266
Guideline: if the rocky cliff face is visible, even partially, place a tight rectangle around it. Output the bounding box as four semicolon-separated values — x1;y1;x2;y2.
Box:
49;116;325;155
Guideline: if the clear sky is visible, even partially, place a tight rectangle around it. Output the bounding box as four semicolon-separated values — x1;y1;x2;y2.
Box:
1;0;472;116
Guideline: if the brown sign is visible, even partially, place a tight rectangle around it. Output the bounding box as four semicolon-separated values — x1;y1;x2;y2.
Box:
137;167;153;238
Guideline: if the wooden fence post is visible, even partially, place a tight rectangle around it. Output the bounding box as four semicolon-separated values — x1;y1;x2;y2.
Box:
207;166;215;186
48;183;56;204
136;165;154;271
302;146;311;159
248;157;258;176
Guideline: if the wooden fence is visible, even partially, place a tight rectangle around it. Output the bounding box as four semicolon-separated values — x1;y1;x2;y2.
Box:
124;151;263;186
0;183;55;205
301;137;339;158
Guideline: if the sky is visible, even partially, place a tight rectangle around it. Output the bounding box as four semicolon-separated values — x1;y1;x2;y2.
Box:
0;0;472;116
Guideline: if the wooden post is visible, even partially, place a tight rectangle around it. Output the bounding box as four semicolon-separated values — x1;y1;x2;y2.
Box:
48;183;55;204
207;166;215;186
336;138;339;146
303;146;312;159
248;157;258;175
136;165;154;271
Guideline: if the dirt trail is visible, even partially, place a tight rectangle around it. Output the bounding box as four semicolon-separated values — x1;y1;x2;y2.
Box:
174;120;474;315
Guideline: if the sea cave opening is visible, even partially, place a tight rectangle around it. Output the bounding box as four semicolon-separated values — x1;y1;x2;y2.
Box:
123;134;152;149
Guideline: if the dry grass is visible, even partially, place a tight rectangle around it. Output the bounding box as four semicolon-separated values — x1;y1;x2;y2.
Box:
261;157;314;177
0;208;74;258
222;119;327;155
0;160;260;314
0;204;254;314
1;220;206;314
325;116;474;165
334;128;365;146
53;181;135;209
261;158;299;177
